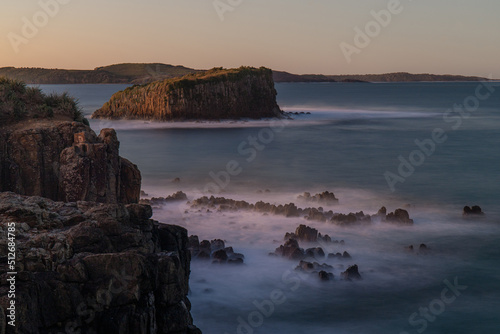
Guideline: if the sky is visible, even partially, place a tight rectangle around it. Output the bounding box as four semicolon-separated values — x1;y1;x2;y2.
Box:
1;0;499;77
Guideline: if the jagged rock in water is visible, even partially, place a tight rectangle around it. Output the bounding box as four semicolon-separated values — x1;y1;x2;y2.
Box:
297;191;339;205
188;236;244;264
212;249;229;263
140;191;188;206
92;67;283;121
331;211;371;226
318;271;335;281
295;224;319;242
210;239;225;252
342;251;352;259
304;208;327;222
0;192;199;333
376;206;387;219
385;209;414;225
463;205;484;216
305;247;326;259
295;260;333;273
419;244;429;252
275;239;305;260
341;264;362;281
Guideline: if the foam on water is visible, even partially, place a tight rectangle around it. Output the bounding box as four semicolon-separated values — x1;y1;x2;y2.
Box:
148;187;500;334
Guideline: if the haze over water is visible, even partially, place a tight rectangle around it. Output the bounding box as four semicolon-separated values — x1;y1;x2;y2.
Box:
37;82;500;334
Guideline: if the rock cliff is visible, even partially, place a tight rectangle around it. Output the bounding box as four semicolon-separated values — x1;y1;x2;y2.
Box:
0;123;141;205
0;192;200;334
0;78;200;333
92;67;283;121
0;77;140;204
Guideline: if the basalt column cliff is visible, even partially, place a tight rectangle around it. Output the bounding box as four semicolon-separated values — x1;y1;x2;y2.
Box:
92;67;283;121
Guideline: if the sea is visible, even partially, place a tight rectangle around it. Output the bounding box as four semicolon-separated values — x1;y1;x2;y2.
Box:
36;82;500;334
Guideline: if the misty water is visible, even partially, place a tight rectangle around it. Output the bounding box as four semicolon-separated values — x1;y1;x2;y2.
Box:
37;82;500;334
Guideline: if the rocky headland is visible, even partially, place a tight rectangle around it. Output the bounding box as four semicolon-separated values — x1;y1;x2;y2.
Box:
92;67;283;121
0;79;200;333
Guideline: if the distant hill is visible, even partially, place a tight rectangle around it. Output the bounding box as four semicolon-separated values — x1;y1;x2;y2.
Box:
94;63;200;83
0;64;492;84
272;71;490;83
0;63;200;85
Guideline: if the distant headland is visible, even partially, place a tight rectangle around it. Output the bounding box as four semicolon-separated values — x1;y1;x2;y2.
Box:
0;63;493;84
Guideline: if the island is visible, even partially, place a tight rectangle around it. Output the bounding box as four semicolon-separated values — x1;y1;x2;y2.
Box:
92;66;284;121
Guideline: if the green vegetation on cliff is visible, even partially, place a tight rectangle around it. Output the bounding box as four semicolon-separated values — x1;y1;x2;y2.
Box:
0;77;86;126
93;67;283;121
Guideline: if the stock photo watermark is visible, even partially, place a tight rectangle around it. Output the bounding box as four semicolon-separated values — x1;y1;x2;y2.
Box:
400;277;467;334
340;0;412;64
213;0;244;22
7;0;72;54
203;116;290;194
5;222;17;328
384;79;498;192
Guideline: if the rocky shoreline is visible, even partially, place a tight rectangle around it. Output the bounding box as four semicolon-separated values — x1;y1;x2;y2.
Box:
0;82;201;333
0;192;200;334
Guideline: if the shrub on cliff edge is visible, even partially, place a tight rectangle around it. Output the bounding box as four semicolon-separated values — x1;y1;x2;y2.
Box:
0;77;88;125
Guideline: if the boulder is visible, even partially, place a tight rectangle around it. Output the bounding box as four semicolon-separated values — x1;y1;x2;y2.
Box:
341;264;362;281
295;224;318;242
386;209;414;225
463;205;484;216
275;239;305;260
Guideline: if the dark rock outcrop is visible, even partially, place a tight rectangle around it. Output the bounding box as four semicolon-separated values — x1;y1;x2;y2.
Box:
341;264;362;281
463;205;484;216
297;191;339;205
0;192;200;333
331;211;371;226
188;236;244;264
385;209;414;225
0;122;141;204
274;239;305;260
92;67;283;121
140;191;188;206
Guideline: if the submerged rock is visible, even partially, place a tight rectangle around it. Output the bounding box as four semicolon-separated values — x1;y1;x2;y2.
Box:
331;211;371;226
318;271;335;281
298;191;339;205
140;191;188;206
341;264;362;280
275;239;305;260
188;236;244;264
463;205;484;216
295;224;319;242
385;209;414;225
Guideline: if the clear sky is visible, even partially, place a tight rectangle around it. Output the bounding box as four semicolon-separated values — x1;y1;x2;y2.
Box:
1;0;499;77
